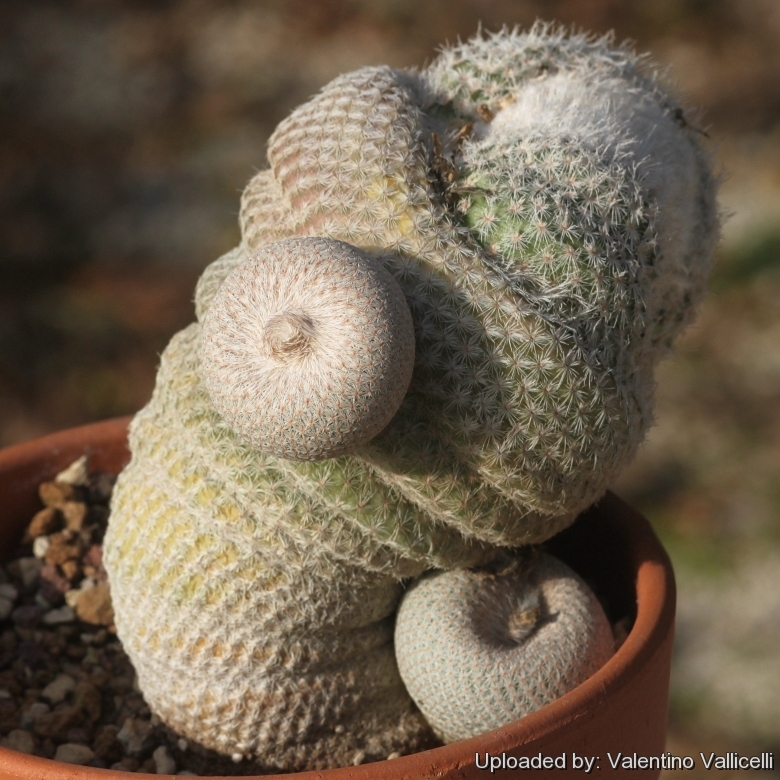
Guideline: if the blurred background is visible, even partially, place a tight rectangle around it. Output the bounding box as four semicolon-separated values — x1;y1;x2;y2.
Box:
1;0;778;775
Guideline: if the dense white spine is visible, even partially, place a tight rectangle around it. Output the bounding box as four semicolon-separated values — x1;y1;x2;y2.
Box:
200;237;415;461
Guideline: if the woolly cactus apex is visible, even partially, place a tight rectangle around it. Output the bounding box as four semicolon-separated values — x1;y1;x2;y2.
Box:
200;237;415;460
214;25;718;543
426;23;720;353
394;552;615;743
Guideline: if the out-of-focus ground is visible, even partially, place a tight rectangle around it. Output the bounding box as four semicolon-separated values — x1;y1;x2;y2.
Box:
1;0;778;773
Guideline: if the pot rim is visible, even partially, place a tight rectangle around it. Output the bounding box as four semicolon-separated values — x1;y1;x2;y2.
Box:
0;418;676;780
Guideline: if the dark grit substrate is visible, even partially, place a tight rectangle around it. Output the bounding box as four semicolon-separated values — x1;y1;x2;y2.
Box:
0;459;305;776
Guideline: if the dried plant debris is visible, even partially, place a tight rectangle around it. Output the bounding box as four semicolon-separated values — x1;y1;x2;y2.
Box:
0;457;281;776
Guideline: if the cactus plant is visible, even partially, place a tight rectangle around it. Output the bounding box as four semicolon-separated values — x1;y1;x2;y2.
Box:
395;552;615;743
103;23;718;772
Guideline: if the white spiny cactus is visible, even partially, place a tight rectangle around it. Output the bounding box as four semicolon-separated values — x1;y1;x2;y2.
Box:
105;24;719;771
200;237;415;461
395;552;615;743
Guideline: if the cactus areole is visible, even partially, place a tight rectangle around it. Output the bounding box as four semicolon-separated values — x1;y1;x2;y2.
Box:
104;24;718;773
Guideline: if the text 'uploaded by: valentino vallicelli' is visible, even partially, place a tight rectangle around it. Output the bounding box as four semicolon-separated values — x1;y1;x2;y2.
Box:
475;751;775;772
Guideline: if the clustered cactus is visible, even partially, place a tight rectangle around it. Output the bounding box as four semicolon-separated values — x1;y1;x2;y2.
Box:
104;23;718;773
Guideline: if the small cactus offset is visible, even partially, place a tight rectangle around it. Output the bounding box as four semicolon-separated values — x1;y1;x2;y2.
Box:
200;237;416;461
104;23;718;771
395;553;615;743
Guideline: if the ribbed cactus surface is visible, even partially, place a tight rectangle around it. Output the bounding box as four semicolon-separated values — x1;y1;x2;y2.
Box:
105;24;718;771
106;326;437;771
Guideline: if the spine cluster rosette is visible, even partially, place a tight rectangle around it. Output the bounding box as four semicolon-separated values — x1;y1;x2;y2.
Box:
105;23;718;771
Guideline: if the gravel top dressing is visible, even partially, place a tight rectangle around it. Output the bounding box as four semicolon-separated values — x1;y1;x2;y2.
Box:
0;457;287;776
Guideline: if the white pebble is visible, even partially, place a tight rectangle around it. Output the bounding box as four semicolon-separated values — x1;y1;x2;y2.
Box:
117;717;152;755
230;753;243;763
64;590;82;608
177;738;188;751
0;597;14;621
352;750;366;766
153;745;177;775
55;455;89;486
42;673;76;704
80;576;97;591
1;729;35;754
32;536;51;559
43;605;76;626
54;743;95;765
0;584;19;601
17;557;42;587
387;752;401;760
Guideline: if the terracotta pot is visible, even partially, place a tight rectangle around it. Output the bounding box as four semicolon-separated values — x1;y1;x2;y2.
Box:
0;418;676;780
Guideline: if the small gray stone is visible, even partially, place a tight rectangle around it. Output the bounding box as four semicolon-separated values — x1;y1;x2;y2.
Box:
117;717;153;756
1;729;35;754
0;596;13;620
42;605;76;625
54;743;95;765
42;673;76;704
0;583;19;601
17;557;43;587
82;647;101;667
21;701;50;728
153;745;177;775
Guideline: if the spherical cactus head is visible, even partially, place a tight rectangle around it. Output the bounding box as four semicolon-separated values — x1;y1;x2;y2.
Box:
199;237;415;461
426;24;720;354
394;552;615;743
